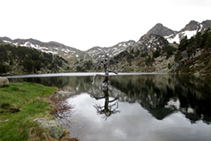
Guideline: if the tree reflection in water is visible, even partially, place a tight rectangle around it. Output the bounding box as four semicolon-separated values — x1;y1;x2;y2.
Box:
90;85;119;120
9;74;211;125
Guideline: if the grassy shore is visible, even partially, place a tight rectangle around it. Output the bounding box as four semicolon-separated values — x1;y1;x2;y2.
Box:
0;82;58;141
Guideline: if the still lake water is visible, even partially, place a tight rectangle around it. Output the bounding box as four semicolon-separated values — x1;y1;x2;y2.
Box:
8;73;211;141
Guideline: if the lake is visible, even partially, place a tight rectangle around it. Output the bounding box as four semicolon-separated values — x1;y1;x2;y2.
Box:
8;73;211;141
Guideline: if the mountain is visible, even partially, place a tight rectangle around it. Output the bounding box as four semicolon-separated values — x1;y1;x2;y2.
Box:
146;20;211;45
0;37;88;64
179;20;211;32
164;20;211;44
146;23;176;36
86;40;135;59
172;28;211;74
180;20;201;32
128;34;169;51
0;43;70;75
1;20;210;60
1;19;211;74
0;37;136;64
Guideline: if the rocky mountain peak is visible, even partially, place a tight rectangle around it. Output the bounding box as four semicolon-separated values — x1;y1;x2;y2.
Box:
86;40;136;60
146;23;176;37
155;23;164;27
201;20;211;32
201;20;211;26
180;20;200;32
129;34;169;51
0;36;12;42
115;40;136;47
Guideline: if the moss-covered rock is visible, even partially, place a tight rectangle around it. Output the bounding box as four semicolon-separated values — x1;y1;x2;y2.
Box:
34;118;65;139
0;77;9;87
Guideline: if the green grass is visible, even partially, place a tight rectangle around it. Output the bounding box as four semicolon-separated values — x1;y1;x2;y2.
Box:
0;82;57;141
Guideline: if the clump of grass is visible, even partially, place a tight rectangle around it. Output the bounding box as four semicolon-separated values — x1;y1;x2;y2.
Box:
50;96;72;120
0;82;57;141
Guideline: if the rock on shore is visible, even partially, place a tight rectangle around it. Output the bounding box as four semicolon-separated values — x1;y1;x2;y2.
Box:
34;118;65;139
0;77;9;87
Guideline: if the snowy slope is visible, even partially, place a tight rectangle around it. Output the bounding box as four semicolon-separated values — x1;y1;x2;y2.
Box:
0;37;86;61
164;20;210;44
165;30;198;43
86;40;135;59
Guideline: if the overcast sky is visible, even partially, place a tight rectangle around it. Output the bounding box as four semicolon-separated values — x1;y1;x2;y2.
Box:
0;0;210;51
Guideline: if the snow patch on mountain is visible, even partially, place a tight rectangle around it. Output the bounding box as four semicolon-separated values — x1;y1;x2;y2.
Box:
183;30;197;39
164;20;211;44
3;40;11;43
165;30;197;44
20;42;58;54
86;40;135;59
165;34;179;43
0;37;88;61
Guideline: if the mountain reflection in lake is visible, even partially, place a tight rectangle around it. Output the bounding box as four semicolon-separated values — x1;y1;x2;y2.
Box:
9;74;211;141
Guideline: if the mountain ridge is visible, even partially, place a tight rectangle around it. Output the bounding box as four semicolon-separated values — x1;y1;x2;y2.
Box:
0;36;89;64
164;20;211;44
86;40;136;59
1;20;210;54
1;19;211;74
0;36;79;50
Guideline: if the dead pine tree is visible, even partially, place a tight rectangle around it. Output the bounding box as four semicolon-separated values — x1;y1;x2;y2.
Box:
89;55;119;120
91;54;118;87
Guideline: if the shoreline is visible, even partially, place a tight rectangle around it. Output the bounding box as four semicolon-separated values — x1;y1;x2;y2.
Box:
0;82;75;141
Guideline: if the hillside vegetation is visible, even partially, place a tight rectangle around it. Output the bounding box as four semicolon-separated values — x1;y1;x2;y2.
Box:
100;28;211;74
173;28;211;74
0;27;210;75
0;43;70;75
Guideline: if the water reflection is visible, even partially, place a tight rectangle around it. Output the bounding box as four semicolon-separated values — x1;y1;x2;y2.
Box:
110;75;211;124
9;74;211;125
9;74;211;140
90;85;119;120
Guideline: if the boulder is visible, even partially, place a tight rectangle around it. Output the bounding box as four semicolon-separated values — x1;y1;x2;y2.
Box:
0;77;9;87
52;90;73;99
34;118;65;139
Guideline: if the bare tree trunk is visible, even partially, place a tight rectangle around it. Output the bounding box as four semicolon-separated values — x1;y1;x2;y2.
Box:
91;55;118;85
